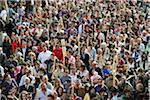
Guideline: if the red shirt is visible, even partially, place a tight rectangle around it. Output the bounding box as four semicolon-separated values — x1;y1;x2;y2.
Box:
37;46;43;52
11;41;18;54
53;48;63;60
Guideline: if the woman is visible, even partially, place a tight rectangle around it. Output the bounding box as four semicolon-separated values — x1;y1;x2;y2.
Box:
54;78;63;90
56;87;64;99
19;91;28;100
3;36;12;58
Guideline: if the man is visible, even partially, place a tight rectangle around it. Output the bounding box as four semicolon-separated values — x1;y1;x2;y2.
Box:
38;75;54;90
19;77;34;93
105;74;113;90
0;47;6;67
38;44;52;67
53;44;63;61
67;50;75;65
47;94;54;100
19;69;35;86
75;54;83;70
20;40;29;61
0;7;7;22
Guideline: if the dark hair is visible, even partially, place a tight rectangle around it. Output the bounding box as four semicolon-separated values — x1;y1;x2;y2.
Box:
47;94;54;99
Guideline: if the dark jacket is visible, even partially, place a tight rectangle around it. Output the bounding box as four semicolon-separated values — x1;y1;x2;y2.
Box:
20;48;29;61
2;42;12;58
19;84;34;93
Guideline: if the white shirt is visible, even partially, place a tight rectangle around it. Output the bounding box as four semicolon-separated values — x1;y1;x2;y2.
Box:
70;74;77;84
79;70;89;77
22;48;26;58
38;50;52;64
0;65;4;76
36;89;52;100
19;75;35;86
68;55;75;65
0;10;7;21
139;43;145;52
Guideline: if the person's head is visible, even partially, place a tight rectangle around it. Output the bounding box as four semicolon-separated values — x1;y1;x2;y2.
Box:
98;79;103;85
25;77;30;85
56;44;60;50
4;74;11;81
47;94;54;100
54;78;61;88
92;61;97;68
67;50;72;57
80;64;85;71
64;69;69;76
42;45;47;52
22;41;27;48
41;82;47;91
75;54;80;61
56;87;64;96
26;69;31;76
42;75;48;83
109;74;113;80
26;93;32;100
19;91;28;100
4;36;10;43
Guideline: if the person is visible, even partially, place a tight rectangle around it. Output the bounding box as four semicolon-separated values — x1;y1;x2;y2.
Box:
38;44;52;67
53;44;63;61
19;69;35;86
2;36;12;58
60;69;71;89
1;74;18;96
0;7;7;22
20;40;29;61
19;77;35;94
47;94;54;100
0;47;6;67
26;93;32;100
38;75;54;90
19;91;28;100
36;82;52;100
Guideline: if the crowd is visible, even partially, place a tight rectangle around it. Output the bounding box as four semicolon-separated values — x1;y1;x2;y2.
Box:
0;0;150;100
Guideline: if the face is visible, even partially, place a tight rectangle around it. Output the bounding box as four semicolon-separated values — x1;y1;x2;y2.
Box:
41;83;47;90
58;87;63;95
43;77;48;83
22;42;27;48
26;94;32;100
47;97;54;100
25;78;30;85
43;46;47;52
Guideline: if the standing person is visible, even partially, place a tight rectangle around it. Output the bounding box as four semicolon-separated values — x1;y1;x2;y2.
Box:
38;75;54;90
1;74;18;96
53;44;63;61
0;7;7;22
2;36;12;58
20;40;29;61
0;47;6;67
19;69;35;87
36;83;52;100
38;44;52;68
19;77;35;94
